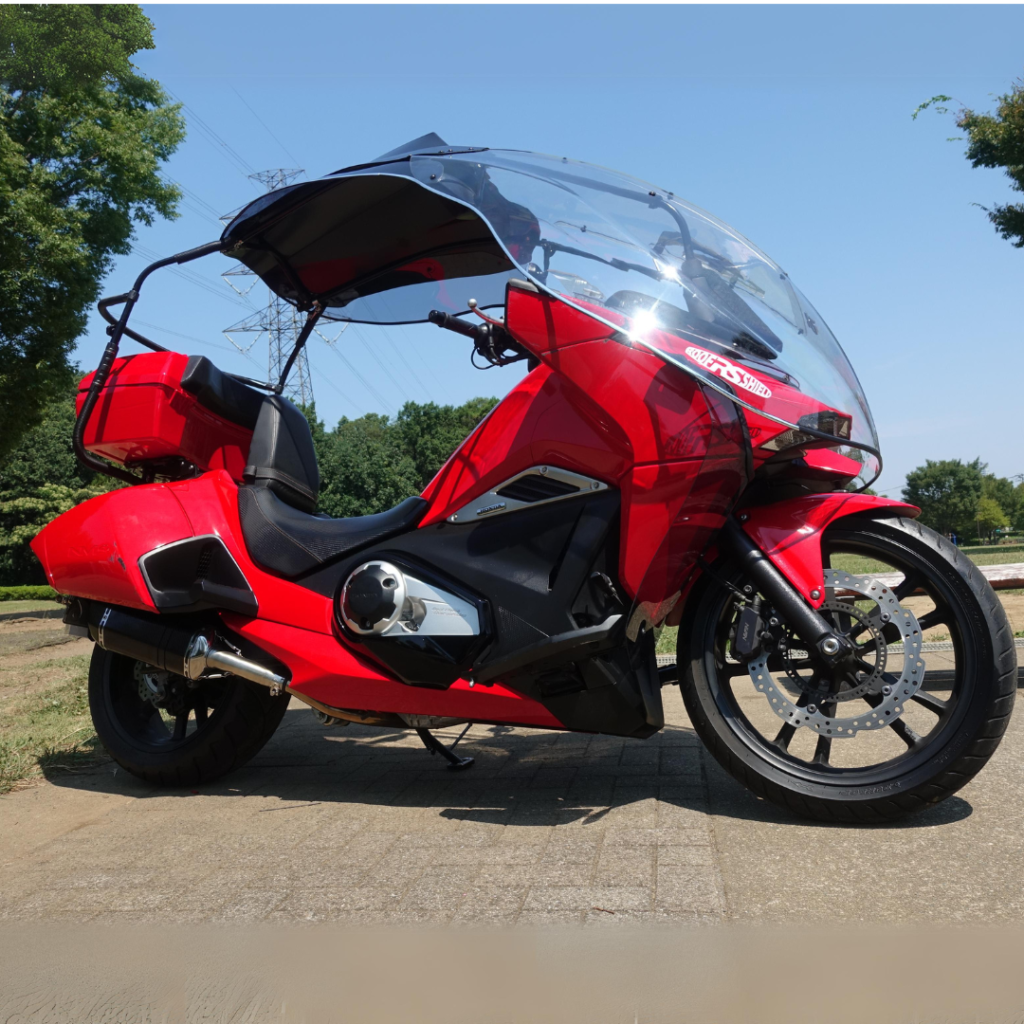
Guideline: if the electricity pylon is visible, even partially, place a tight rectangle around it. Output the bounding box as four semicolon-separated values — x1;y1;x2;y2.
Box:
222;168;314;406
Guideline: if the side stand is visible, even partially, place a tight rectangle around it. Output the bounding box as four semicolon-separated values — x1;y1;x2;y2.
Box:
416;726;474;771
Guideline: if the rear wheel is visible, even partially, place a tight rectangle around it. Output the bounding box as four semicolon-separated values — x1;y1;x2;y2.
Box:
680;516;1017;822
89;646;290;787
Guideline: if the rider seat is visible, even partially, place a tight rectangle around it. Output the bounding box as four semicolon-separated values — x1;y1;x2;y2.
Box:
238;396;427;578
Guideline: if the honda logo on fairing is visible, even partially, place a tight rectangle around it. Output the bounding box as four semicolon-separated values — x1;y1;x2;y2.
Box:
684;346;772;399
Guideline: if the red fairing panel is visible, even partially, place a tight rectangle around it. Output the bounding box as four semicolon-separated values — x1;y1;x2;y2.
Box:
224;616;565;729
425;286;745;608
31;485;193;610
742;493;920;608
163;471;335;634
419;364;632;526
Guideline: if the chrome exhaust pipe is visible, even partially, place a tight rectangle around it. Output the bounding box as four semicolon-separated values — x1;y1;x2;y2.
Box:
184;634;288;695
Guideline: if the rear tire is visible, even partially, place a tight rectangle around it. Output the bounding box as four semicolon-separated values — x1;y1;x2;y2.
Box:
89;645;291;787
680;516;1017;822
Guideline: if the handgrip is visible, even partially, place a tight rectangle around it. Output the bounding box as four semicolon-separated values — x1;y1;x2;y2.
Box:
428;309;479;339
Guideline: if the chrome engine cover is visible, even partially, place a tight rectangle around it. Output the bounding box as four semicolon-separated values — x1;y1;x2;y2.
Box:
340;560;480;638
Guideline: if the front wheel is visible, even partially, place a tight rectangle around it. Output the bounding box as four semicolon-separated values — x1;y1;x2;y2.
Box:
680;516;1017;822
89;646;291;787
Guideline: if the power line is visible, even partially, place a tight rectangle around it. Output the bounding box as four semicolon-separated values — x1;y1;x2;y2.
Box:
321;337;395;413
304;349;362;417
133;245;256;311
232;88;302;167
161;175;225;227
345;324;416;407
169;92;259;184
132;319;268;375
372;323;433;402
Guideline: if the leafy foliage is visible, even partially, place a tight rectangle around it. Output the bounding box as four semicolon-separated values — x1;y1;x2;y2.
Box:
915;79;1024;248
307;398;499;519
903;459;1021;542
902;458;985;538
975;496;1010;542
0;391;111;585
0;585;57;602
0;5;184;459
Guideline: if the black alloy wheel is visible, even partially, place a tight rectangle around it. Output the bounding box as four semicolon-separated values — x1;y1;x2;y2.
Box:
679;516;1017;822
89;646;290;787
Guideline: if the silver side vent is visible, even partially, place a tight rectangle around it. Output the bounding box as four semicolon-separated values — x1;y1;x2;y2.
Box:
447;466;608;524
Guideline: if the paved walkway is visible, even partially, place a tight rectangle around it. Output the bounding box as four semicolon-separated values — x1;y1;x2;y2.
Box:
3;680;1024;926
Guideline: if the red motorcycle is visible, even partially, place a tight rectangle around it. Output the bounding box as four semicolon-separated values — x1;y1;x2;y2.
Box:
33;137;1016;821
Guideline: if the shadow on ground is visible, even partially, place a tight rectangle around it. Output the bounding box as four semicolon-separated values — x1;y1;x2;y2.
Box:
43;703;972;830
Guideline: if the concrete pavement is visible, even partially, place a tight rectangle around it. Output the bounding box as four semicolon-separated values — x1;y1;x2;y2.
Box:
2;682;1023;926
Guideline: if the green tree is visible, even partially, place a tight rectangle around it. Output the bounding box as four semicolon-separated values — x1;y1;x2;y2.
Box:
1012;480;1024;535
903;458;985;539
308;397;499;519
0;5;184;459
982;473;1019;523
396;397;499;485
0;390;110;584
915;78;1024;248
975;496;1010;543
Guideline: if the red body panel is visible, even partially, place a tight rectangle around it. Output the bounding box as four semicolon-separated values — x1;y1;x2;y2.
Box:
742;493;920;608
226;616;564;729
77;352;252;479
31;484;193;611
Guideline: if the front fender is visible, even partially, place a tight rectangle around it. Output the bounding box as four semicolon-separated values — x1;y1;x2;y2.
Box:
740;493;919;609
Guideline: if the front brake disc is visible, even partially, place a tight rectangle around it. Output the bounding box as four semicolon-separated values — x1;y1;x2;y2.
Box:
746;569;925;739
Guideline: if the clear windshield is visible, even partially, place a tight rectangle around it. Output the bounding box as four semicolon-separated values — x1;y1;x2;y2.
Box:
403;150;879;485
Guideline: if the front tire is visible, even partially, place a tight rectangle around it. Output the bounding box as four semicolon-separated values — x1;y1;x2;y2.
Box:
680;516;1017;822
89;646;291;787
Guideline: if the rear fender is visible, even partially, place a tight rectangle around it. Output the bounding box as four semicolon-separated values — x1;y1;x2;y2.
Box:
739;493;920;609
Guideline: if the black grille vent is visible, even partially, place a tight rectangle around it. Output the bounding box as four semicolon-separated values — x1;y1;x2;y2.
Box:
195;544;214;580
496;474;580;504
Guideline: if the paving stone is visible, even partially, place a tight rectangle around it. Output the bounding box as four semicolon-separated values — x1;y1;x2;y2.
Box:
0;700;728;924
522;885;652;913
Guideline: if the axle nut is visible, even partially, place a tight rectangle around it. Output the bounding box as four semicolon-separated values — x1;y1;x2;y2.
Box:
820;637;841;656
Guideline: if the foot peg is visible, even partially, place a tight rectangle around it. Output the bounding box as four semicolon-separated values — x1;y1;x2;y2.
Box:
416;726;474;771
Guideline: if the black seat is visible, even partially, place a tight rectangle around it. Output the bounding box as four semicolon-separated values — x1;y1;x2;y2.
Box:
181;356;265;430
238;396;427;577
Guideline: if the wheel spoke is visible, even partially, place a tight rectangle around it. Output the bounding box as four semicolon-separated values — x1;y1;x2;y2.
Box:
812;734;832;765
917;608;950;633
773;722;797;751
889;717;922;749
194;702;208;725
772;693;810;752
172;711;189;741
894;573;925;601
911;690;951;715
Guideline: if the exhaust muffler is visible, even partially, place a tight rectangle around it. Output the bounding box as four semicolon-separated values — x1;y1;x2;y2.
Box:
85;604;289;695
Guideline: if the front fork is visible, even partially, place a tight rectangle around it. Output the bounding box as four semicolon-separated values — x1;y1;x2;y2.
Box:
721;518;852;667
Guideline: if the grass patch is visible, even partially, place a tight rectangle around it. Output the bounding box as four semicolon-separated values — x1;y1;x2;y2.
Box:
0;586;59;603
656;626;678;656
0;654;103;794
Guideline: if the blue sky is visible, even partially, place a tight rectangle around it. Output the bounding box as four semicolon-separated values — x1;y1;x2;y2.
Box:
84;4;1024;497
